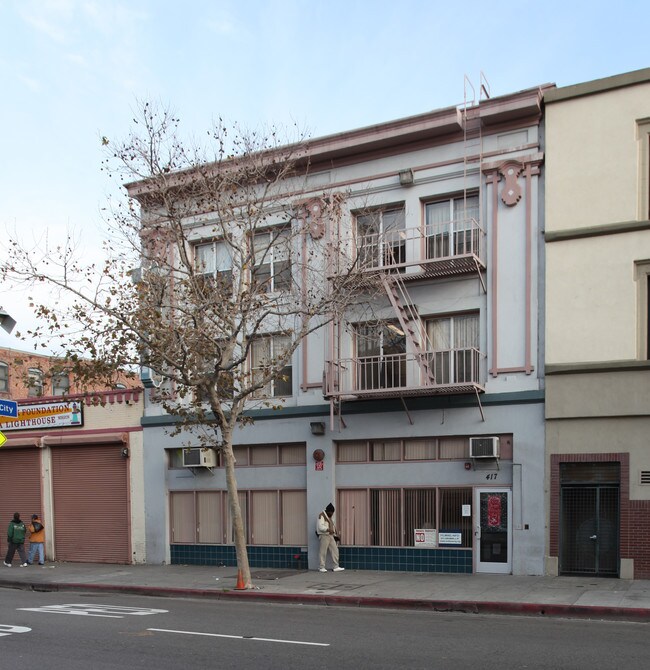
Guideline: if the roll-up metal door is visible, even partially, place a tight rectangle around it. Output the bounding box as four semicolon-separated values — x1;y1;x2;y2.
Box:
51;444;130;563
0;448;42;557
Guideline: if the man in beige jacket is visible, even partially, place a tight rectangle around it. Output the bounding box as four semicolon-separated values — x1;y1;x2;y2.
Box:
316;503;345;573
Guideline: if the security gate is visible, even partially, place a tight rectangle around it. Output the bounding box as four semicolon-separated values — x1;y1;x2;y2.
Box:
559;463;619;576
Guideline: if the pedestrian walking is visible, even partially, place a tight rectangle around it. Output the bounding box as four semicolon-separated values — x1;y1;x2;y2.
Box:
28;514;45;566
316;503;345;573
4;512;28;567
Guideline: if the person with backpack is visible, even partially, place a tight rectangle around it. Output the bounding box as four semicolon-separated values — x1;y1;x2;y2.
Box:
4;512;28;567
27;514;45;566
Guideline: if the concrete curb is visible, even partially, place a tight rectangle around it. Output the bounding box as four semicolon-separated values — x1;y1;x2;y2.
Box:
2;578;650;622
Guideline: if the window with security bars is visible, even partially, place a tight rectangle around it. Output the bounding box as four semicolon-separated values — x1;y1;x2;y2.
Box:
169;489;307;546
337;437;469;462
336;487;472;548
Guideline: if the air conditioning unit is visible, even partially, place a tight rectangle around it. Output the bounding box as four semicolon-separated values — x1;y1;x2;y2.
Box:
469;437;500;459
182;448;217;468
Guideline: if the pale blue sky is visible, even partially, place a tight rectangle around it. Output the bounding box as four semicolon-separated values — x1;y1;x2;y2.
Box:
0;0;648;348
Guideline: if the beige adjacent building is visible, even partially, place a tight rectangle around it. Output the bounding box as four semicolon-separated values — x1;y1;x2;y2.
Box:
545;68;650;578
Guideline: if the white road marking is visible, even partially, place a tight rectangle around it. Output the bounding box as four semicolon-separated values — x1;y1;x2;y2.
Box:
147;628;330;647
0;625;31;637
18;604;168;618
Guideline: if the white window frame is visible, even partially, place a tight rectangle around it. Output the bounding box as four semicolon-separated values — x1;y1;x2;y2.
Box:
27;368;43;397
250;334;293;398
194;239;233;288
252;228;292;293
0;362;8;393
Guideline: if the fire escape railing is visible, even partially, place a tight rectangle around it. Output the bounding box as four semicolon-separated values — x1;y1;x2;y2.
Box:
324;348;483;399
355;217;484;275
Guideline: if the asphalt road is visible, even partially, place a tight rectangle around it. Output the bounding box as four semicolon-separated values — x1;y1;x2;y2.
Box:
0;588;648;669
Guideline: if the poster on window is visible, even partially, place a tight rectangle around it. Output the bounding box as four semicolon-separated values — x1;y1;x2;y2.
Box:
414;529;437;547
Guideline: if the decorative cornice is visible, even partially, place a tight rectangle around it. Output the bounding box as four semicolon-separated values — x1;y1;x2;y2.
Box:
546;360;650;375
545;219;650;243
544;67;650;105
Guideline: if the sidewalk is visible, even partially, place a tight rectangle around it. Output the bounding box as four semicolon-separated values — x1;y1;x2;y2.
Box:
2;562;650;622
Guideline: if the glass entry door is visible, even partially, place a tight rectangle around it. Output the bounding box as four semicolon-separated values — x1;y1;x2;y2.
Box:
474;488;512;574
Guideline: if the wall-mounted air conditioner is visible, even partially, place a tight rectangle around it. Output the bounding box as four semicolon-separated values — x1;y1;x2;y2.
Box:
469;437;500;459
182;448;217;468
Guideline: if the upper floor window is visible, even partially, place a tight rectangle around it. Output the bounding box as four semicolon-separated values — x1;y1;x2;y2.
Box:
425;195;479;259
637;119;650;220
52;372;70;396
250;334;292;397
252;228;291;293
354;322;406;390
426;313;480;385
356;206;405;269
27;368;43;397
0;362;8;392
194;240;233;292
635;260;650;359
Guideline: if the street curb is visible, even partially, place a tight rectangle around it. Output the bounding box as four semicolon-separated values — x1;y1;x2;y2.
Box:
2;578;650;622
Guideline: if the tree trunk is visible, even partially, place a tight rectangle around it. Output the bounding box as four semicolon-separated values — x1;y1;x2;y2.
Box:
222;434;253;589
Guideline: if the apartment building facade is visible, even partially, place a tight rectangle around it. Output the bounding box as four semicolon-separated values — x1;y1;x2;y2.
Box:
544;68;650;579
139;84;548;575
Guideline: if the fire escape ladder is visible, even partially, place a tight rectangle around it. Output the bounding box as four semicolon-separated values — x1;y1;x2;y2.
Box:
380;273;435;385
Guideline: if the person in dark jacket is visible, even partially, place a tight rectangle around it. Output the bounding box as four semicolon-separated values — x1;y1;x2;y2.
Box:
4;512;28;567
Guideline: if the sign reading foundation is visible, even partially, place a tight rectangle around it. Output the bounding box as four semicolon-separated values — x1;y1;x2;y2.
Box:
0;401;84;431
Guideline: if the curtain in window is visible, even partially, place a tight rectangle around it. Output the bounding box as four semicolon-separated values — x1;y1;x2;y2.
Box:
195;243;216;273
337;442;368;462
338;489;368;545
439;437;467;460
404;489;437;546
197;491;223;544
170;492;196;544
281;491;307;545
404;439;436;460
250;491;279;545
370;440;401;461
371;489;401;546
439;488;473;548
279;444;306;464
227;491;247;544
250;445;278;465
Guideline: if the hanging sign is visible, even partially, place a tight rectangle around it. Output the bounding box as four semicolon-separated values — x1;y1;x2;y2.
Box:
0;401;84;431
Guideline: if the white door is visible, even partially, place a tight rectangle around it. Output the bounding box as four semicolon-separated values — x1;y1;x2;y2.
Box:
474;488;512;574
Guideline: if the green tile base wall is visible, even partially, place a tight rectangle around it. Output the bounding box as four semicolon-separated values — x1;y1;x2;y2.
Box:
171;545;472;573
171;544;307;570
338;547;473;572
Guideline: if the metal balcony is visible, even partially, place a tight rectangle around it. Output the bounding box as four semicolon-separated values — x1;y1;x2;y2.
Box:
324;348;484;400
354;217;485;280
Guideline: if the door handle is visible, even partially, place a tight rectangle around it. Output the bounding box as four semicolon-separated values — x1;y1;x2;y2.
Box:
589;535;597;540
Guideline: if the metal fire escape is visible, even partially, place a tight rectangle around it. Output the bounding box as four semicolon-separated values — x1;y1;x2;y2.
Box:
325;75;490;430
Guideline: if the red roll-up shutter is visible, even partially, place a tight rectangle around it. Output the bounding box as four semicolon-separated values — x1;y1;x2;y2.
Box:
0;448;42;557
51;444;130;563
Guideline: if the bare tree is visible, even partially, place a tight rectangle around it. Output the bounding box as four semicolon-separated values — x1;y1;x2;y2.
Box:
2;103;379;588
